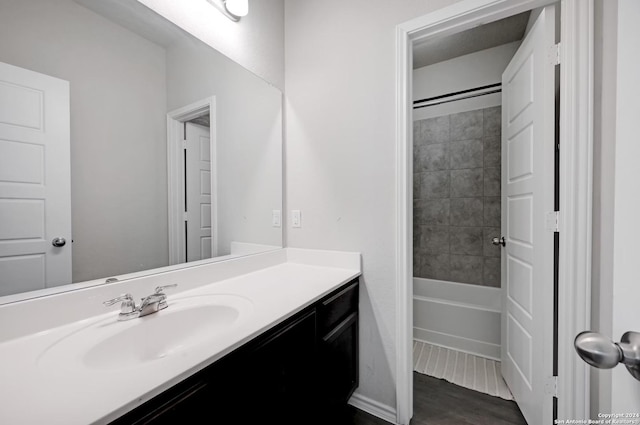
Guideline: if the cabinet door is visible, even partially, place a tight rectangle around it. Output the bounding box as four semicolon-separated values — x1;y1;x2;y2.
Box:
239;310;317;424
319;312;358;408
110;380;212;425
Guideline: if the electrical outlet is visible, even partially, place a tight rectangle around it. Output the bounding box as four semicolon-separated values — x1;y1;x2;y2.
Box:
292;210;301;228
272;210;281;227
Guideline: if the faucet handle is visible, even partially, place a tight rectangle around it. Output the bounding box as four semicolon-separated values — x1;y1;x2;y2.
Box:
154;284;178;295
104;293;134;307
104;293;138;318
153;285;177;310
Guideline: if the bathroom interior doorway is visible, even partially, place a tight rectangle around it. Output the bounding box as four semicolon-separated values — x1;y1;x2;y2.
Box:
167;97;217;265
395;0;594;424
411;7;557;424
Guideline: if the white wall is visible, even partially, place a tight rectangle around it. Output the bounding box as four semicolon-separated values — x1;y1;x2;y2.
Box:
285;0;466;412
166;39;283;255
136;0;285;90
0;0;169;283
413;42;519;120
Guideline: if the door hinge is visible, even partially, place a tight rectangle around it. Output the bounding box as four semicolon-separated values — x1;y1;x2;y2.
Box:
545;375;558;397
182;140;187;150
549;43;561;65
546;211;560;233
183;211;189;222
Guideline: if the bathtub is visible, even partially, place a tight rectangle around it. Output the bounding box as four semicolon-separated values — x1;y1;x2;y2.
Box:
413;277;502;360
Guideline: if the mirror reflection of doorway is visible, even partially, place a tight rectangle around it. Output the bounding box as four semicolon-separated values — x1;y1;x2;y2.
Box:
184;119;213;262
167;97;217;266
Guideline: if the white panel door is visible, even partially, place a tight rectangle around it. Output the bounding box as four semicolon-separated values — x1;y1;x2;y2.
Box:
501;6;556;425
185;122;213;262
0;61;71;296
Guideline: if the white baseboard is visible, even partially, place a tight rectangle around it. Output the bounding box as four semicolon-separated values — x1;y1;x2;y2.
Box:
348;391;398;424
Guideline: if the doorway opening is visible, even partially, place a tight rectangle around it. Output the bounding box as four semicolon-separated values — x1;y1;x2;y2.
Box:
167;97;217;265
395;1;594;424
412;9;545;424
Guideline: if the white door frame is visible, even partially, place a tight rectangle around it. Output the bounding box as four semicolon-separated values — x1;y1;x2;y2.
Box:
167;97;217;265
395;0;594;423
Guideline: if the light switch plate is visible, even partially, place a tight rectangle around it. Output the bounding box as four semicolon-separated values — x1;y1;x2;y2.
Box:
292;210;301;228
272;210;281;227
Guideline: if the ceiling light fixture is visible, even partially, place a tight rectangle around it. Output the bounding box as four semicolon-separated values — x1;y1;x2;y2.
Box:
206;0;248;22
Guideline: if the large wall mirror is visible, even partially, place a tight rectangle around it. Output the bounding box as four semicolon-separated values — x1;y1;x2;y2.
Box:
0;0;283;301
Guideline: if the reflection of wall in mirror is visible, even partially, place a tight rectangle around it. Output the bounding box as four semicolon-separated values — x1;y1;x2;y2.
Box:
0;0;169;283
166;39;283;256
0;0;283;286
137;0;285;90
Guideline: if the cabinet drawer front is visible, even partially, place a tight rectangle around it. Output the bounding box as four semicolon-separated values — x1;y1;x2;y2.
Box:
319;280;358;335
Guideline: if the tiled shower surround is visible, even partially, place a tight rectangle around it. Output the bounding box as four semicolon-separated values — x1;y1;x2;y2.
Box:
413;106;502;287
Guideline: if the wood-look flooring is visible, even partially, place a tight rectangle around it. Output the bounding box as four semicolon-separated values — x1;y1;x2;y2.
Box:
343;372;527;425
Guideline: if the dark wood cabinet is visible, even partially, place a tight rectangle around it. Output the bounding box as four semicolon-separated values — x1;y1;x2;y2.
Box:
110;278;359;425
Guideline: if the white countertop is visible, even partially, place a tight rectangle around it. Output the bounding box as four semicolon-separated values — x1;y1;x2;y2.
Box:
0;249;361;425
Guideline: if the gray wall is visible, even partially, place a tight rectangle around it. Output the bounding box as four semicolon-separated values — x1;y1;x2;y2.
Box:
0;0;169;282
413;107;502;287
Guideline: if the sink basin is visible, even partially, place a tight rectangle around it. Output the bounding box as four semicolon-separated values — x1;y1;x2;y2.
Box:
38;294;253;372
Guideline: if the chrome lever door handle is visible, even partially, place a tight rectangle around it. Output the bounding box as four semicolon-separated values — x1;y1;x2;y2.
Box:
492;236;506;247
574;331;640;381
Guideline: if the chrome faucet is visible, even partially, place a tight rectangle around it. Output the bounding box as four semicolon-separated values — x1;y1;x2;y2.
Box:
104;284;178;321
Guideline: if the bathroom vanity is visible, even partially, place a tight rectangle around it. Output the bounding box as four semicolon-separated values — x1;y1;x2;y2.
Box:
111;278;359;424
0;249;361;425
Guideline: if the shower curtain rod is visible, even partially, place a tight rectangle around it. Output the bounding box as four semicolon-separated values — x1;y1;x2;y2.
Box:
413;82;502;109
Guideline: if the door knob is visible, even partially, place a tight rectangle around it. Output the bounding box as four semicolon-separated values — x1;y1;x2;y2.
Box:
492;236;506;247
52;237;66;247
574;331;640;381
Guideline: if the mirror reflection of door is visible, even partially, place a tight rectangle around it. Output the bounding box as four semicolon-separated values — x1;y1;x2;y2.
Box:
0;61;72;296
184;120;214;262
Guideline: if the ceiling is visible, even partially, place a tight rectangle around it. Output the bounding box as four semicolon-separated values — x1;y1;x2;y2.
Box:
412;11;530;69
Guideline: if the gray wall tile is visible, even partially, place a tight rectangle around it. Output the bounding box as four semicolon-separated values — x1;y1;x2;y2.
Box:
450;227;483;255
413;106;502;288
416;116;450;145
416;254;450;281
450;139;483;169
451;168;483;197
450;198;484;226
450;255;484;284
415;143;449;171
483;227;502;257
413;223;422;252
483;106;501;137
451;110;483;141
413;121;421;147
484;167;501;196
483;257;501;287
414;199;450;226
418;225;450;255
484;134;501;152
418;171;450;199
413;173;422;200
484;147;501;168
483;196;501;227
